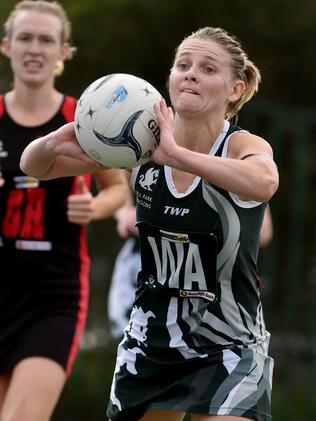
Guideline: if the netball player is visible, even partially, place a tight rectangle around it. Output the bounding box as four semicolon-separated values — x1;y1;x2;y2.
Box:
0;2;126;421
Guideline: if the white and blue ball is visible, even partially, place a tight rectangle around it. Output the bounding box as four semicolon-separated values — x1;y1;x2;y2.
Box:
74;73;162;168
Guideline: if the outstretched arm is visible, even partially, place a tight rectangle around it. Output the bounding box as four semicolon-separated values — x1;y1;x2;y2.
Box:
20;122;104;180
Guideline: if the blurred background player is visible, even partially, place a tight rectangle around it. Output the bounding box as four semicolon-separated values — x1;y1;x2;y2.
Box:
0;2;126;421
107;195;140;340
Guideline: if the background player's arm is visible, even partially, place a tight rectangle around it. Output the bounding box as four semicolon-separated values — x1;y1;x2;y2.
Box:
0;169;4;187
115;201;138;239
67;171;128;225
259;206;273;247
113;171;138;239
91;170;129;220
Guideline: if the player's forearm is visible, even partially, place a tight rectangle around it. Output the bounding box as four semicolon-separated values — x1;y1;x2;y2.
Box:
91;183;128;220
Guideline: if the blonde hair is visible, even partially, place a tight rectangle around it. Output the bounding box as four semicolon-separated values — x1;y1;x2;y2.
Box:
175;27;261;121
3;0;76;59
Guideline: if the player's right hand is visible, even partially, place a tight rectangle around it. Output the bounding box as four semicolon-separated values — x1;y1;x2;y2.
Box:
116;206;138;239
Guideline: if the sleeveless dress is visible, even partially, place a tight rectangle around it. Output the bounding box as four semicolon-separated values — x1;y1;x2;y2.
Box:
0;94;90;375
107;120;273;421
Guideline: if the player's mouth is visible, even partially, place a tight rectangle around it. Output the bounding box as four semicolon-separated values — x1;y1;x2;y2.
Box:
181;89;199;95
24;60;43;69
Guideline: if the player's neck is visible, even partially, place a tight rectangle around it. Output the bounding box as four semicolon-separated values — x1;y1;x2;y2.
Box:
5;84;62;127
173;114;225;152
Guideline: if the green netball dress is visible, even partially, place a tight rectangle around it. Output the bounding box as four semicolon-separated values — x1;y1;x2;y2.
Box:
107;121;273;421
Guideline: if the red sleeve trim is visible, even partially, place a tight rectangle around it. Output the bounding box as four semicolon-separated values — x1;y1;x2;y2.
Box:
61;95;77;123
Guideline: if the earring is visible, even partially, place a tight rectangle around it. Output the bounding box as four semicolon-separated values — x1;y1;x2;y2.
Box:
54;60;64;76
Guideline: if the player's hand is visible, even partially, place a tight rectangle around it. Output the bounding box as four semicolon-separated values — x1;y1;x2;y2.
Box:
67;176;94;224
0;170;4;187
152;99;177;166
115;206;138;239
52;122;100;166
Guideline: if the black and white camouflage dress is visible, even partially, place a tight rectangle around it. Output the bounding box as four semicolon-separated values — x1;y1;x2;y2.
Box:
107;120;273;421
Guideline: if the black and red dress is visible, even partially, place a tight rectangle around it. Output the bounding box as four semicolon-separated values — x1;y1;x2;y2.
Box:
0;94;90;375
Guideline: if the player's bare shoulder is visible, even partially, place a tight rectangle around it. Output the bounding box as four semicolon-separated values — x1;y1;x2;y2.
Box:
227;130;274;160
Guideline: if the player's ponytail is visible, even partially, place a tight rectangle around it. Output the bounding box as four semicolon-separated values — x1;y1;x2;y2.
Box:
226;57;261;121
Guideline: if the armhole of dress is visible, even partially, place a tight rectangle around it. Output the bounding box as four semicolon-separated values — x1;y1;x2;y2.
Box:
221;129;249;158
61;96;77;122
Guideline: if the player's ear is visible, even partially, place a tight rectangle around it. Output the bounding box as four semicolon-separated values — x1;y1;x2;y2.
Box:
60;42;71;61
228;79;245;103
55;43;70;76
1;37;11;58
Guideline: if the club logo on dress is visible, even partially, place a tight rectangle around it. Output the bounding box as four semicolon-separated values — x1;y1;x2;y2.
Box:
139;167;159;191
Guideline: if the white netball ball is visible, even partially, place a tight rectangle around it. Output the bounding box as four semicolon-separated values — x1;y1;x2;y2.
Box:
74;73;162;168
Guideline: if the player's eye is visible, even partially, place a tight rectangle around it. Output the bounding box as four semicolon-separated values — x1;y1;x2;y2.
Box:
202;66;215;74
176;62;189;71
16;34;31;42
40;36;55;44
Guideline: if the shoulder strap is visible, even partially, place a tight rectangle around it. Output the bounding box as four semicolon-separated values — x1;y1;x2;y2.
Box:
60;95;77;123
215;123;242;157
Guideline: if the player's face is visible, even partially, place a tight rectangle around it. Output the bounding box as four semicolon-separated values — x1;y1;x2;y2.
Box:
3;10;66;88
169;39;243;118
